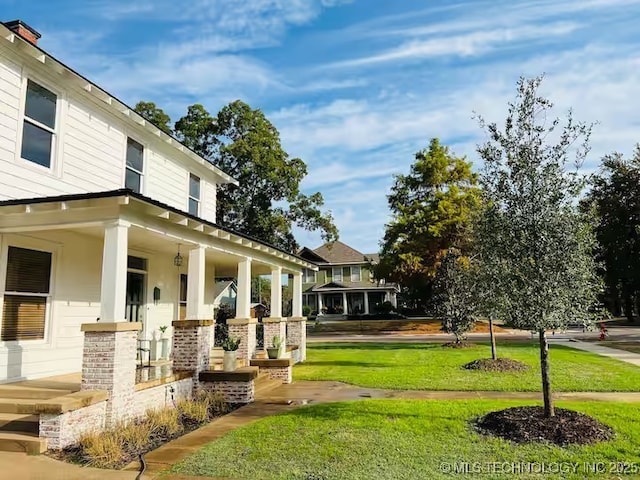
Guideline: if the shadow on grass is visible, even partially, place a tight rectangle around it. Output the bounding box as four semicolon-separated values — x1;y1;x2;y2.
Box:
308;342;545;351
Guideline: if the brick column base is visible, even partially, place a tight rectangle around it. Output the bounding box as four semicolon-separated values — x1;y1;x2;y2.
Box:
287;317;307;362
172;320;214;387
263;317;286;350
228;318;257;365
80;322;141;424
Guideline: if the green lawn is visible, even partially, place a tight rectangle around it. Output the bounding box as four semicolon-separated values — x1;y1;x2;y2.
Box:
170;399;640;479
294;342;640;391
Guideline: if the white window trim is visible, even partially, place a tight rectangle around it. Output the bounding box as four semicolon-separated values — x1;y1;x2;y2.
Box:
351;266;361;282
332;267;342;282
15;72;64;175
0;234;59;348
304;269;316;283
124;136;146;194
188;173;201;216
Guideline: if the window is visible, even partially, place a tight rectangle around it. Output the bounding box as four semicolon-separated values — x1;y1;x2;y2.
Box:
304;269;316;283
189;174;200;216
342;266;351;280
125;138;144;193
351;266;361;282
179;274;187;320
21;80;57;168
332;267;342;282
2;246;52;341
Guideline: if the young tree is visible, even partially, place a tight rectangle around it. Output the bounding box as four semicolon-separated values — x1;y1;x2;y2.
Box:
434;250;479;344
134;101;173;134
376;138;482;309
175;101;338;251
475;76;601;418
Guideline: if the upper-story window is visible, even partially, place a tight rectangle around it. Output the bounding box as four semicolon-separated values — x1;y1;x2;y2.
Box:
332;267;343;282
125;138;144;193
189;174;200;216
304;269;316;283
21;80;57;168
351;266;361;282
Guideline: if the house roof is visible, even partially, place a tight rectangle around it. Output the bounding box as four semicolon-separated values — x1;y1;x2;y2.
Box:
309;241;368;265
0;22;238;186
213;280;235;302
0;188;318;269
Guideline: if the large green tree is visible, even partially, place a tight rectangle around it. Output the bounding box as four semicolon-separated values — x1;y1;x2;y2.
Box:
134;101;172;134
475;76;601;418
376;138;482;310
174;101;338;251
585;149;640;321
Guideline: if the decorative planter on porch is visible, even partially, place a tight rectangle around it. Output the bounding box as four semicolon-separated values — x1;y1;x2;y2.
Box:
223;350;237;372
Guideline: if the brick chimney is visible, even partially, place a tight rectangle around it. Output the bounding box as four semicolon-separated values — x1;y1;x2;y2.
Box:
3;20;41;45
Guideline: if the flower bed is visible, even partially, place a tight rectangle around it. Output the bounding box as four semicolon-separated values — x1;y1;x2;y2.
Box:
49;390;237;469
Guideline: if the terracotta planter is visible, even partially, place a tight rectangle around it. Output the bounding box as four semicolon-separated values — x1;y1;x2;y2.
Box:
223;350;238;372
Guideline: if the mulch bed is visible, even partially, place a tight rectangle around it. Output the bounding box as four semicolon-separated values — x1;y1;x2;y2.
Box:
442;341;473;349
463;358;530;372
475;406;614;446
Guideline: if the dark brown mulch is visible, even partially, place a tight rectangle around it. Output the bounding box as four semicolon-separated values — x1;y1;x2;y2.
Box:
463;358;530;372
475;406;614;446
442;341;473;349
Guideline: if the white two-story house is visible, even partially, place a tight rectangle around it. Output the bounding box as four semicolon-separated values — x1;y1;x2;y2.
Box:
0;20;314;383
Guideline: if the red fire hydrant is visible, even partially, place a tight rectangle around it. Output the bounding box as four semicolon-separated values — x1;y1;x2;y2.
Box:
599;322;608;341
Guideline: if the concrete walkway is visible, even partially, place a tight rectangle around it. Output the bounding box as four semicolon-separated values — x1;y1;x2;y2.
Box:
560;340;640;367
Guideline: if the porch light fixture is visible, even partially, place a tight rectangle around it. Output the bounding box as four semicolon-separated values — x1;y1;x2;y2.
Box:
174;244;183;267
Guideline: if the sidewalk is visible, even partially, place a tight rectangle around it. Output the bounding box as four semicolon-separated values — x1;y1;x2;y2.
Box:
561;340;640;367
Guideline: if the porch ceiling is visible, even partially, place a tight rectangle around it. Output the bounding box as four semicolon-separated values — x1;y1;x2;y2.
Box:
59;225;273;277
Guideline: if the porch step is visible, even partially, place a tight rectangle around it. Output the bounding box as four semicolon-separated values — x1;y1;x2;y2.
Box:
254;373;282;398
0;431;47;455
0;413;39;434
0;385;72;400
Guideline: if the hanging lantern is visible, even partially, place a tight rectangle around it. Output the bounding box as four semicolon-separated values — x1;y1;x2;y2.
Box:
173;244;183;267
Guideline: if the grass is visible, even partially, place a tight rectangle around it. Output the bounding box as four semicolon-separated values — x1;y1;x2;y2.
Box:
170;399;640;479
294;342;640;391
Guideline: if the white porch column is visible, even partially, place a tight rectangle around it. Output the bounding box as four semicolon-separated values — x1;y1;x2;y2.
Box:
318;293;324;312
236;257;252;319
342;291;348;315
100;221;129;322
363;291;370;315
186;245;208;319
270;266;282;318
292;272;303;317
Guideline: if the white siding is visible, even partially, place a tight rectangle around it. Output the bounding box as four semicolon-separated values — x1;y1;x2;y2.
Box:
0;46;222;220
201;180;217;223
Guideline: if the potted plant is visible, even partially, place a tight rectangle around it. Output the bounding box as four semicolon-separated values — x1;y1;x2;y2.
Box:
159;325;170;360
221;337;241;372
267;335;283;359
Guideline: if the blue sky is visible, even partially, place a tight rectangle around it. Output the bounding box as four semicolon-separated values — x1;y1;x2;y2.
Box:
4;0;640;253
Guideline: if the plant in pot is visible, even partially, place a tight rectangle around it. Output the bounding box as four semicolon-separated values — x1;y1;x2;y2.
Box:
158;325;170;360
221;337;241;372
267;335;283;359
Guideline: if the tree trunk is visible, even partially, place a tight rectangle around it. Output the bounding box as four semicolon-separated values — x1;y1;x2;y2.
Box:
539;329;554;418
489;316;497;361
623;288;634;323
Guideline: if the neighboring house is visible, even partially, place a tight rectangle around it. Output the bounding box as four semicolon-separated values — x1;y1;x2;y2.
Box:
299;241;399;317
213;280;237;312
0;20;315;383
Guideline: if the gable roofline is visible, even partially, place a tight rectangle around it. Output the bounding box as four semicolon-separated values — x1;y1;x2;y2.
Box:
298;246;329;264
310;240;368;265
0;22;239;187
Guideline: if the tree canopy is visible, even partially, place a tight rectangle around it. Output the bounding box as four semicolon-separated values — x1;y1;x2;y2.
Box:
585;149;640;321
474;76;601;417
376;138;482;310
135;100;337;251
134;101;172;134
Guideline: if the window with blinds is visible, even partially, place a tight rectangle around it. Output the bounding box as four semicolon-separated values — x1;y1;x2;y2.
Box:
2;246;52;341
